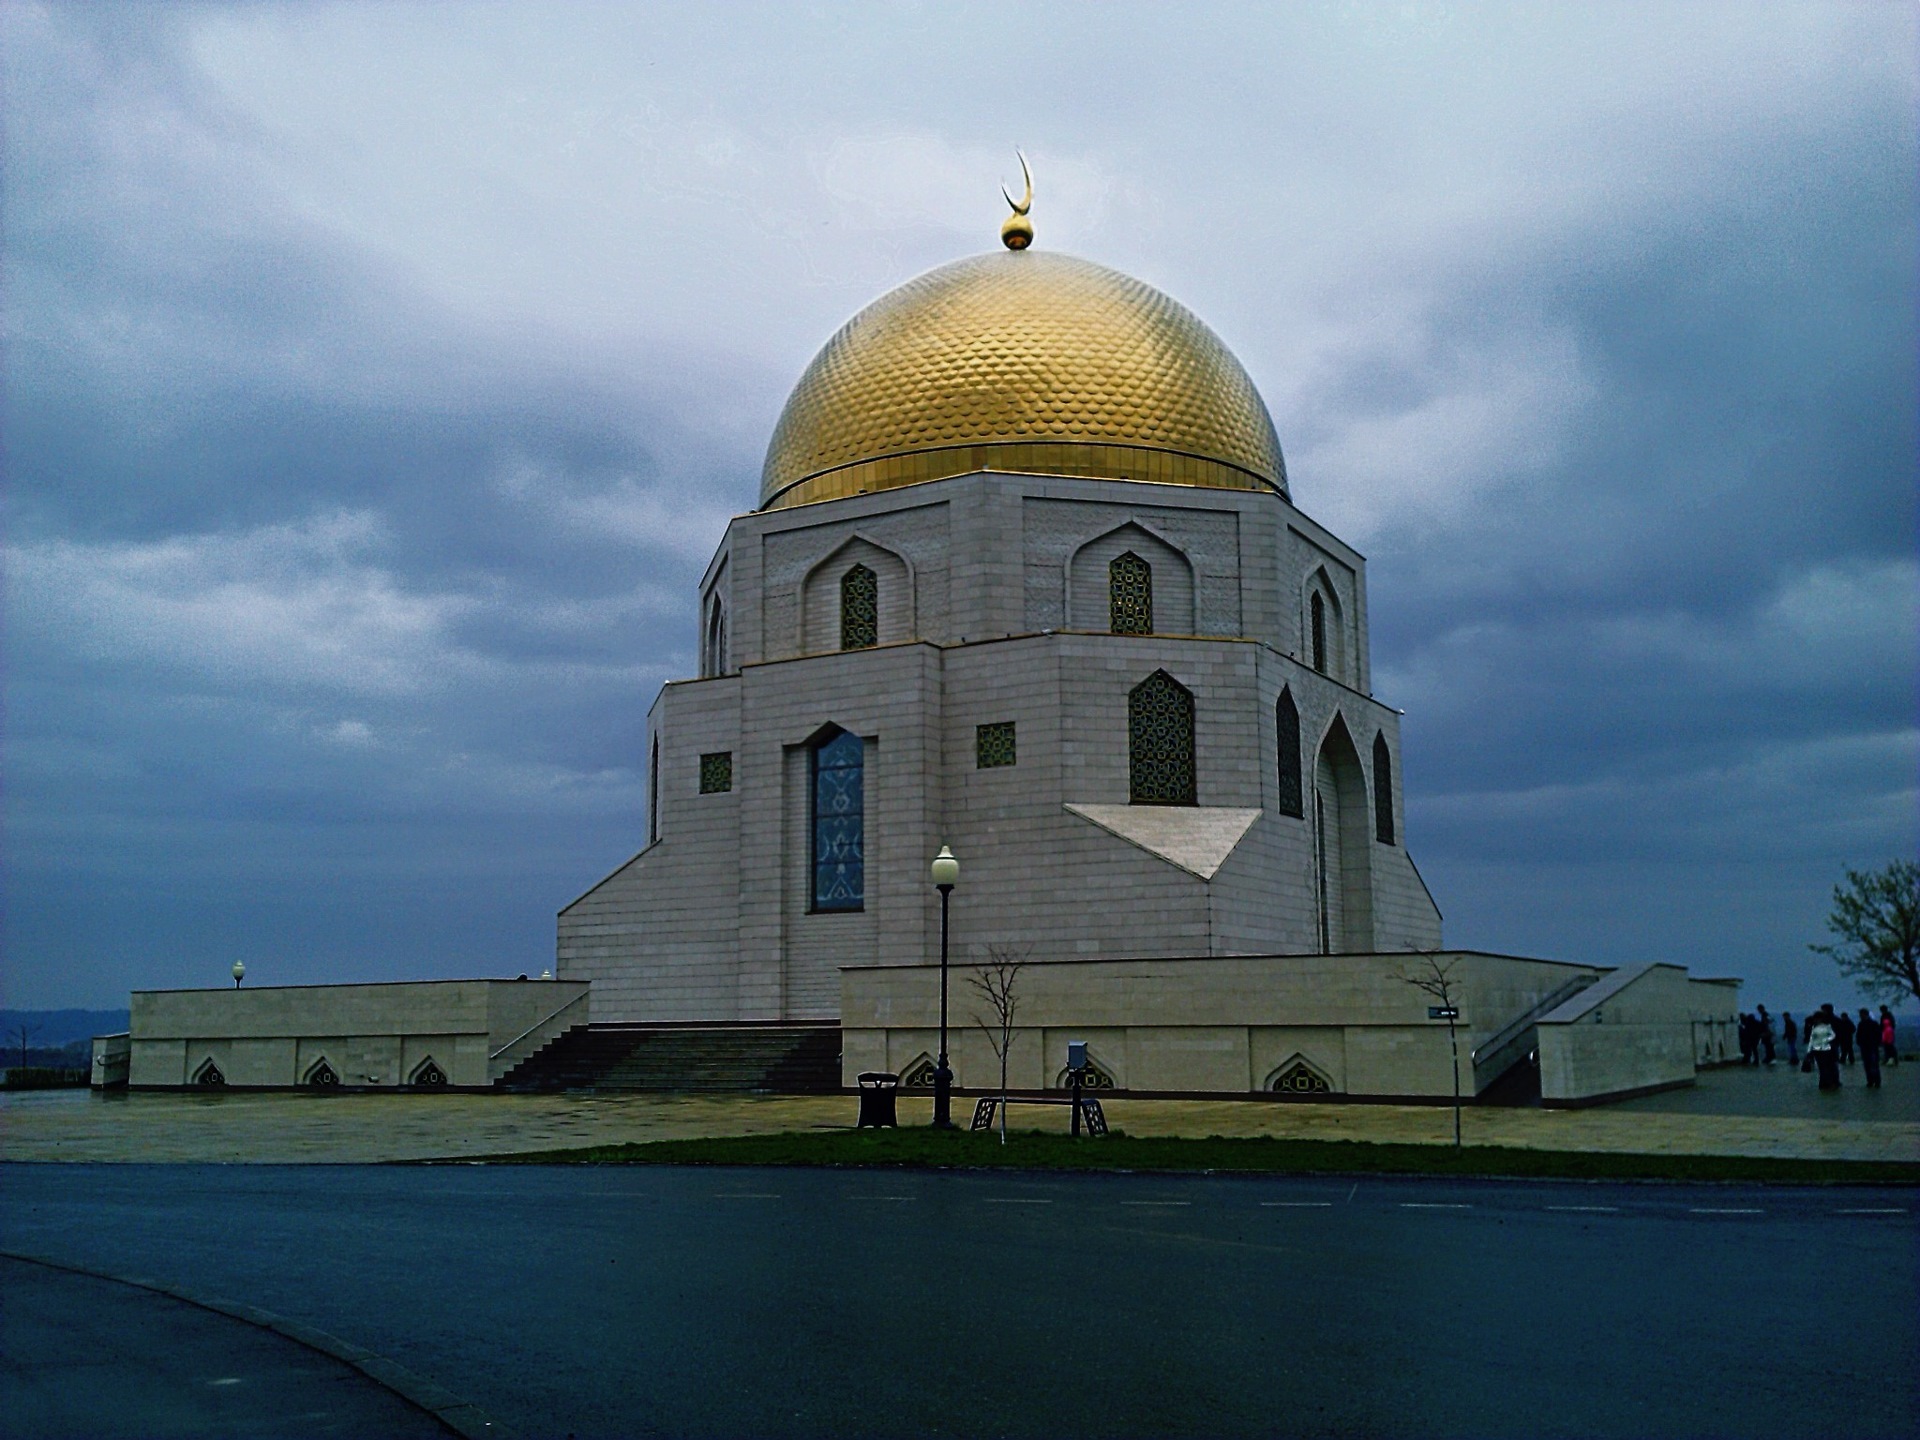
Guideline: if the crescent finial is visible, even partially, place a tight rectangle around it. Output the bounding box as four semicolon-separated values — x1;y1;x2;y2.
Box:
1000;150;1033;250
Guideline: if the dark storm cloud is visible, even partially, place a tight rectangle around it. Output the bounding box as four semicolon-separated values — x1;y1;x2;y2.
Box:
3;1;1913;1008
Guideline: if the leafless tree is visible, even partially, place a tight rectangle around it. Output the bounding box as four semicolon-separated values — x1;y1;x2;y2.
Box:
967;945;1028;1144
1399;954;1463;1147
12;1023;41;1076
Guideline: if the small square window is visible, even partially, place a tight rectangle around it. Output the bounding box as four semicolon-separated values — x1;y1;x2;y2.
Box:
976;721;1017;769
698;752;733;794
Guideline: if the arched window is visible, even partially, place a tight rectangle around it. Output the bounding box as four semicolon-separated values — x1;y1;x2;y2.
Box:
811;729;865;911
1276;688;1304;818
1110;552;1153;635
1310;591;1328;674
704;599;728;677
1128;670;1196;805
648;735;660;845
840;565;878;650
1372;732;1395;845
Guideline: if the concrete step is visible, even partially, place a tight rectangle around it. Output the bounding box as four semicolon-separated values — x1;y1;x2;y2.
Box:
498;1024;841;1094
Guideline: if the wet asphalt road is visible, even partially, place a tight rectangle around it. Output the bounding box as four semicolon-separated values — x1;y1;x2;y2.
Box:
2;1163;1914;1439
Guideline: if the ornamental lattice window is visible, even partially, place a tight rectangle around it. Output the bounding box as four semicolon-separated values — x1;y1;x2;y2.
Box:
976;721;1017;769
699;751;733;794
1372;732;1395;845
1128;670;1196;805
1270;1060;1331;1095
410;1057;448;1087
1276;687;1304;818
840;565;878;650
305;1059;340;1089
1109;552;1153;635
811;729;865;911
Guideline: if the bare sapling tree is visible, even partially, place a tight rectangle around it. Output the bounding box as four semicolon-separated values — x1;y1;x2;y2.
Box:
1809;859;1920;1005
967;944;1028;1144
13;1023;41;1074
1399;954;1463;1147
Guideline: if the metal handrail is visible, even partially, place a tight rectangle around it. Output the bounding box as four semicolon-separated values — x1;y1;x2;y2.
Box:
489;990;588;1062
1471;976;1596;1065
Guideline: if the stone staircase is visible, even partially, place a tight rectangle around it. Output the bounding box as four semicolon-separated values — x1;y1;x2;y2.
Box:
497;1023;842;1093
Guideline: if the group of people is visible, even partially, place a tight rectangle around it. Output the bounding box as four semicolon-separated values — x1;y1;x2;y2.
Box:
1739;1004;1899;1091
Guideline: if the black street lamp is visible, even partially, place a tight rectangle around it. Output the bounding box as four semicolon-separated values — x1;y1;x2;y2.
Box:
930;844;959;1129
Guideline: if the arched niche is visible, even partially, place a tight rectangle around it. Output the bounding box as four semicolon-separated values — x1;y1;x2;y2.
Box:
801;535;914;655
1303;567;1347;683
1264;1053;1337;1095
1312;713;1374;952
1066;522;1196;635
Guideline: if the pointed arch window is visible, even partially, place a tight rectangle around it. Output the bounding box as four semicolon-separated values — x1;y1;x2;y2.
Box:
840;565;878;650
811;729;865;911
1373;732;1396;845
703;599;728;676
1128;670;1196;805
648;735;660;845
1110;552;1153;635
1276;687;1304;818
1310;591;1328;674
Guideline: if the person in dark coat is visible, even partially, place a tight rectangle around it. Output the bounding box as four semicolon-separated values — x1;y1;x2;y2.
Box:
1835;1009;1856;1065
1806;1006;1841;1092
1757;1006;1776;1065
1856;1008;1882;1088
1781;1011;1798;1066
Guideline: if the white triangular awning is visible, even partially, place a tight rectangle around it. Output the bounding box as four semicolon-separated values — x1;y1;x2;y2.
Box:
1063;804;1263;881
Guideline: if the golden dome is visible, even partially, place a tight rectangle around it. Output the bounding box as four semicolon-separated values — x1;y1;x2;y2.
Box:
760;251;1288;510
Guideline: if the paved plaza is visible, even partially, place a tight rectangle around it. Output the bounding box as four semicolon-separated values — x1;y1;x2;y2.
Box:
2;1061;1914;1164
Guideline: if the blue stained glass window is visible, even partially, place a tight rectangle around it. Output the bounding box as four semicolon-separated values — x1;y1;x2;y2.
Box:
811;729;865;911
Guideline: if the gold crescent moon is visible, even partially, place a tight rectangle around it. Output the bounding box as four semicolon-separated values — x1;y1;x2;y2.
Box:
1001;150;1032;216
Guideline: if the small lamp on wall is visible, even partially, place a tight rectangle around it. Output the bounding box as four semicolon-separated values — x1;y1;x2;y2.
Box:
231;960;246;989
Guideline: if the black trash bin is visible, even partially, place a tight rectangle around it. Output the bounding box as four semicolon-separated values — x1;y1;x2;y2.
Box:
856;1071;899;1128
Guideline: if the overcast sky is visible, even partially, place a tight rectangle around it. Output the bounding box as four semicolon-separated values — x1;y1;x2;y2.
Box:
5;1;1915;1012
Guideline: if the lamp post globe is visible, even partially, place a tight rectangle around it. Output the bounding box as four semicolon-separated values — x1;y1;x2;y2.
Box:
231;960;246;989
930;845;959;1129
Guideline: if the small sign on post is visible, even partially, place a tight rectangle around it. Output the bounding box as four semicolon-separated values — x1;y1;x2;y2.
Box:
1428;1006;1459;1020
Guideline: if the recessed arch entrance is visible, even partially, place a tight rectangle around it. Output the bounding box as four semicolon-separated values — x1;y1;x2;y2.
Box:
1313;714;1374;952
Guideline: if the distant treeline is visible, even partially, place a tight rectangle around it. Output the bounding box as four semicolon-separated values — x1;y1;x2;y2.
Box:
0;1009;131;1048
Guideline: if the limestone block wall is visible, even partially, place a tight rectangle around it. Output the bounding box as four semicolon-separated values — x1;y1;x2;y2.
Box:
126;980;584;1088
841;951;1611;1098
1536;963;1704;1105
559;675;744;1021
1688;977;1741;1065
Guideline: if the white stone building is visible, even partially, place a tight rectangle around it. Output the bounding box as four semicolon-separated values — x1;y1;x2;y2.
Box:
558;249;1448;1027
107;232;1739;1106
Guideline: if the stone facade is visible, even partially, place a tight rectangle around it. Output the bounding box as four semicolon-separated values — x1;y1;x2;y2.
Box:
559;470;1442;1023
125;980;588;1089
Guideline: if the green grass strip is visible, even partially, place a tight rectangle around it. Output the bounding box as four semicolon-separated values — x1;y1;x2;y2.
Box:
461;1128;1920;1185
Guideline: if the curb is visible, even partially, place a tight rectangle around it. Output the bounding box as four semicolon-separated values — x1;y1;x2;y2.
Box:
0;1249;507;1439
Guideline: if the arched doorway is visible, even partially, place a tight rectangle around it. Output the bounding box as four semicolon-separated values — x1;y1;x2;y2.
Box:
1313;715;1373;952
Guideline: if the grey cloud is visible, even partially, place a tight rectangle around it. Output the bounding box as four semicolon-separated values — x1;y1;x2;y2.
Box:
4;1;1914;1010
